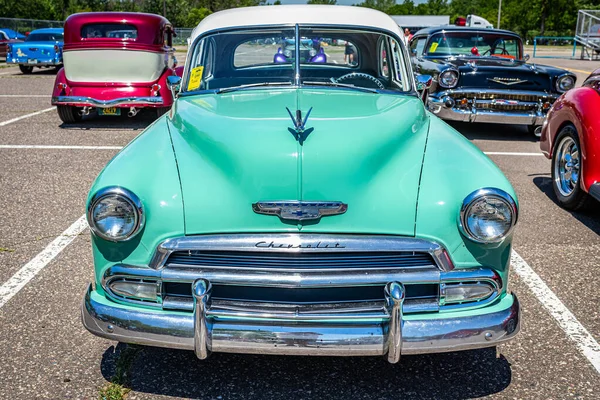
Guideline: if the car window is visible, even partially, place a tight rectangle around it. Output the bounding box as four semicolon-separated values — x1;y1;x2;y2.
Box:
186;26;411;94
26;33;63;42
410;38;426;56
82;24;138;39
426;32;521;59
0;31;7;41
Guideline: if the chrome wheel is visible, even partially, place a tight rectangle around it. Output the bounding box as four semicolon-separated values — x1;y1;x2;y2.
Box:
554;136;580;197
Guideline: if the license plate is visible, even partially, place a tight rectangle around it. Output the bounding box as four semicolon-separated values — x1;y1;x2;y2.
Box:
27;59;37;64
98;107;121;116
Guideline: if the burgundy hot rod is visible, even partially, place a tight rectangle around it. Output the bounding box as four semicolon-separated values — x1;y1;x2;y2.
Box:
51;12;180;123
540;68;600;210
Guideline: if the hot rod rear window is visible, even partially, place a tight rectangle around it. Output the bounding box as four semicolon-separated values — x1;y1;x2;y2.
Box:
81;24;137;39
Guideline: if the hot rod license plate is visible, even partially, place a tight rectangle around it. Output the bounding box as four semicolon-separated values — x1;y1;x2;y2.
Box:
98;107;121;116
27;59;37;64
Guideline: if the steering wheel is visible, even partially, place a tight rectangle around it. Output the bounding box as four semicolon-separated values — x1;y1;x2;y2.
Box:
334;72;385;90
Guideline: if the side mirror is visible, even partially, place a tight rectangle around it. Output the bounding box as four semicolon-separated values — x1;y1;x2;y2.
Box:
167;75;182;97
415;74;432;102
523;54;530;62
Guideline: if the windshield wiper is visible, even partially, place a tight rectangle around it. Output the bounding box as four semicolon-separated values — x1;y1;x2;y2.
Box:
216;81;294;94
303;81;378;93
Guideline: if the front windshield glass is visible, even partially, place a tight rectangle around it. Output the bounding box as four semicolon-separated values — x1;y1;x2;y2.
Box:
426;32;521;59
185;26;411;94
26;32;63;42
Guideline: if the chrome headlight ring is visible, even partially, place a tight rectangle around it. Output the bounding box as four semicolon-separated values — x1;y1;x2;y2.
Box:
459;188;518;244
87;186;144;242
555;73;575;93
438;69;459;88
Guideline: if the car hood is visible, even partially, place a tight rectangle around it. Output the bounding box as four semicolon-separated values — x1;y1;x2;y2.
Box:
436;57;567;92
167;88;429;236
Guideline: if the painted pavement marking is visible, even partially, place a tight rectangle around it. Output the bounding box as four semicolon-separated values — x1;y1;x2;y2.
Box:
0;95;49;97
565;67;593;75
0;145;123;150
512;250;600;374
0;215;88;309
0;107;55;127
484;151;544;156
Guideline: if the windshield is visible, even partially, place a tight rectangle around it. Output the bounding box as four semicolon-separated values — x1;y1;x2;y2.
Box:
426;32;521;59
184;26;412;94
26;32;63;42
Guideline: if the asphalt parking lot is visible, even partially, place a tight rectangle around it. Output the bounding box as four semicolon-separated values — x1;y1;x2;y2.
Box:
0;56;599;400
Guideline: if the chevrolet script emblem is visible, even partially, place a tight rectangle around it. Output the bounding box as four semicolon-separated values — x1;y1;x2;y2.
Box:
487;77;528;85
252;201;347;222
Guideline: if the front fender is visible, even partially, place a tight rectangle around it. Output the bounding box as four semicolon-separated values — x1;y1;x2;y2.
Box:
416;116;517;280
51;67;68;100
541;87;600;191
87;117;184;288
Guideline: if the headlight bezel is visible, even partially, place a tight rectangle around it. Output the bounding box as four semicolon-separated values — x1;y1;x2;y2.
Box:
555;73;575;93
438;69;459;88
87;186;144;242
459;188;518;244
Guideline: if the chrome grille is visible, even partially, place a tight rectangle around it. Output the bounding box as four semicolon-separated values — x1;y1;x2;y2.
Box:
165;250;437;270
449;92;553;102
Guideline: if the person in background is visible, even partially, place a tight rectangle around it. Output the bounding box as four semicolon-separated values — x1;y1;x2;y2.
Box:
404;28;413;45
344;41;355;65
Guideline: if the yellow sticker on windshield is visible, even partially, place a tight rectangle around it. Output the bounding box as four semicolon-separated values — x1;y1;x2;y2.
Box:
187;66;204;91
429;42;439;53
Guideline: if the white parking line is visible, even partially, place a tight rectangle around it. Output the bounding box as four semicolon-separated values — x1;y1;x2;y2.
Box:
0;215;88;309
0;95;49;97
511;250;600;374
0;107;55;127
485;152;544;156
0;145;123;150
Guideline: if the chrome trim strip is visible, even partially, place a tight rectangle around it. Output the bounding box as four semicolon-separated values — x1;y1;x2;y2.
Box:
431;88;559;99
148;234;455;272
82;284;521;360
101;264;500;313
52;96;164;108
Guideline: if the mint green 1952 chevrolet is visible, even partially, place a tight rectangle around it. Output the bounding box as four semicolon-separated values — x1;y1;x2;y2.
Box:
82;5;520;363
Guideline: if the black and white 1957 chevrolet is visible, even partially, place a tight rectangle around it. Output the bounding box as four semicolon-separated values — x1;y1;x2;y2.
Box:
409;26;576;136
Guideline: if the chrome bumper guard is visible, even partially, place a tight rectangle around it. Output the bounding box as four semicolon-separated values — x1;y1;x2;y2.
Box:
427;90;555;126
51;96;164;108
82;283;520;363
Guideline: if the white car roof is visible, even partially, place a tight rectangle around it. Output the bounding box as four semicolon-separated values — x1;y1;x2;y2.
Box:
190;5;403;42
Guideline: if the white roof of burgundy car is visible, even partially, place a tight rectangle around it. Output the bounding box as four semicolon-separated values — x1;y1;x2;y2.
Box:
190;5;403;41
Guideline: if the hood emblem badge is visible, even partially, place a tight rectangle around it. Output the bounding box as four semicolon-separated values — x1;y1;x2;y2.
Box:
253;201;347;222
286;107;313;145
487;77;528;85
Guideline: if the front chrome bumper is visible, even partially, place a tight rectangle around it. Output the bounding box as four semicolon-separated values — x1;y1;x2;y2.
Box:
427;90;554;126
82;284;520;362
51;96;164;108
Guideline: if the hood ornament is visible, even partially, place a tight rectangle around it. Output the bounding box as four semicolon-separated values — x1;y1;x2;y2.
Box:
286;107;313;145
253;201;347;222
487;77;528;85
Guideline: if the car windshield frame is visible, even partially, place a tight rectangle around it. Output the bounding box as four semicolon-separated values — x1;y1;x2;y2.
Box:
181;24;415;96
424;31;523;60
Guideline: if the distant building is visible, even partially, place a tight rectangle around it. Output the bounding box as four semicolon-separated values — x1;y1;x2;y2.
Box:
391;15;450;33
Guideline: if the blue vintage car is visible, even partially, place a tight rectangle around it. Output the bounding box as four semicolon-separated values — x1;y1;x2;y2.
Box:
6;28;64;74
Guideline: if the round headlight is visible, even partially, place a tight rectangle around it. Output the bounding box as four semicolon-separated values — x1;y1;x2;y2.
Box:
459;188;517;244
556;75;575;93
439;70;459;88
87;187;143;241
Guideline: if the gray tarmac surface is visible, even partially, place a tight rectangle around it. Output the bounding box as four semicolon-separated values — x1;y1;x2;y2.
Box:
0;56;600;399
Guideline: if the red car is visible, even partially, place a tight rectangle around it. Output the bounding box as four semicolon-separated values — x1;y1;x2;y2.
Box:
540;68;600;209
51;12;180;123
0;30;22;58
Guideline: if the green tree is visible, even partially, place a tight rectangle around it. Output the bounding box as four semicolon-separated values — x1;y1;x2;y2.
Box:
307;0;337;4
185;6;212;26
